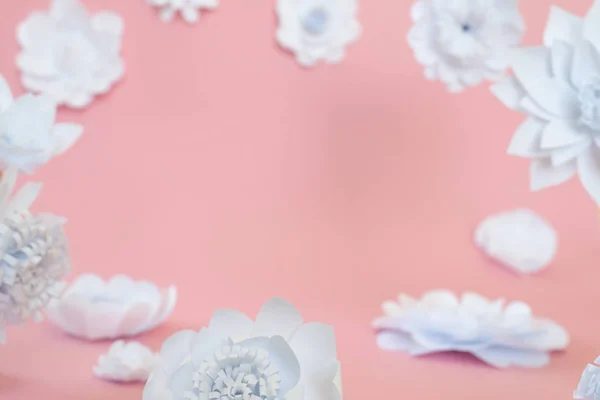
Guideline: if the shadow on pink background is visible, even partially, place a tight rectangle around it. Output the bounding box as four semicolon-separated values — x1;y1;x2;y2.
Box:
0;0;599;399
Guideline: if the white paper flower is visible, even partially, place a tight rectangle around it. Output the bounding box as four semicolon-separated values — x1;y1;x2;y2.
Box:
408;0;525;92
0;76;82;174
17;0;124;109
276;0;361;68
491;2;600;205
46;274;177;340
574;356;600;399
373;290;569;368
0;166;71;343
475;209;557;274
146;0;218;24
144;297;342;400
94;340;160;383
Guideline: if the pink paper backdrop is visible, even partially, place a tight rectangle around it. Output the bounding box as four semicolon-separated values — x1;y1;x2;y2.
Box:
0;0;599;399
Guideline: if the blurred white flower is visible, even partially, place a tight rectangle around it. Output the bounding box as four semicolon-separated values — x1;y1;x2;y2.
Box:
0;76;82;174
276;0;361;67
409;0;525;92
144;297;342;400
574;356;600;399
491;1;600;205
17;0;124;109
373;290;569;368
0;166;71;343
46;274;177;340
146;0;218;24
475;209;557;274
94;341;160;383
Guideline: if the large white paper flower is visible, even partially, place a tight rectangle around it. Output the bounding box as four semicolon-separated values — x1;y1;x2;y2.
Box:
0;76;82;174
373;290;569;368
574;356;600;399
475;209;557;274
276;0;361;68
0;166;71;343
17;0;124;109
491;2;600;205
46;274;177;340
408;0;525;92
146;0;218;24
94;341;160;383
144;297;342;400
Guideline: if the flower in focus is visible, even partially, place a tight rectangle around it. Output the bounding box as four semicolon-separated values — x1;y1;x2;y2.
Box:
17;0;124;109
94;341;160;383
409;0;525;92
146;0;218;24
491;2;600;205
0;166;71;343
0;76;82;174
373;290;569;368
46;274;177;340
144;297;342;400
574;356;600;399
276;0;362;67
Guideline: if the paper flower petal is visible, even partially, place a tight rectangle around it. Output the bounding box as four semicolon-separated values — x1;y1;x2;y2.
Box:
46;274;177;340
574;357;600;399
543;6;583;47
146;0;218;24
473;347;550;368
145;297;341;400
94;341;159;383
577;148;600;205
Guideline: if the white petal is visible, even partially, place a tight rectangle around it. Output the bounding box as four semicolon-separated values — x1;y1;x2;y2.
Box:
160;8;176;22
266;336;301;394
182;7;199;24
550;40;573;82
543;6;583;47
577;147;600;205
208;309;253;340
6;182;42;213
473;347;550;368
490;75;526;111
51;123;83;156
16;53;57;77
376;331;419;352
520;97;558;121
507;118;545;157
91;11;124;36
410;1;431;21
571;41;600;88
541;119;588;148
530;157;577;191
143;369;174;400
551;140;593;166
168;362;195;398
252;298;303;340
289;323;337;380
583;0;600;54
522;77;578;118
510;47;551;94
17;13;54;48
159;330;196;375
0;76;13;112
190;328;223;368
421;290;459;308
461;293;492;314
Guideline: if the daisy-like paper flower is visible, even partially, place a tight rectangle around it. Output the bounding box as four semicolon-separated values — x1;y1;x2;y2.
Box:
94;341;160;383
17;0;124;109
46;274;177;340
146;0;218;24
491;2;600;205
0;166;71;343
408;0;525;92
0;76;82;174
143;297;342;400
276;0;362;67
373;290;569;368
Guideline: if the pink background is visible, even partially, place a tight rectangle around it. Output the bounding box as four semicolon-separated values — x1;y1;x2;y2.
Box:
0;0;599;399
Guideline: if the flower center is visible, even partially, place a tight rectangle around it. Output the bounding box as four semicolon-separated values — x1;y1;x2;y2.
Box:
578;82;600;132
461;23;472;33
187;342;281;400
302;8;329;36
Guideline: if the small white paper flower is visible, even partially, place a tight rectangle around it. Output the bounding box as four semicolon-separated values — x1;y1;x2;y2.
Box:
373;290;569;368
46;274;177;340
17;0;124;109
491;2;600;205
146;0;218;24
574;356;600;399
94;341;160;383
276;0;362;67
409;0;525;92
0;166;71;343
144;297;342;400
0;76;82;174
475;209;557;274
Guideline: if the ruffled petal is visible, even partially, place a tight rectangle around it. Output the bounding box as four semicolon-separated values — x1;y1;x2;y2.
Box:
0;76;13;113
